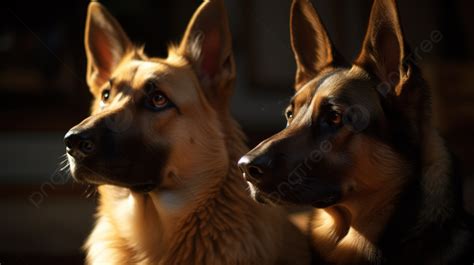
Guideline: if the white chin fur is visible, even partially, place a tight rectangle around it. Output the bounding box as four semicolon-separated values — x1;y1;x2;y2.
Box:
247;181;257;200
67;154;76;173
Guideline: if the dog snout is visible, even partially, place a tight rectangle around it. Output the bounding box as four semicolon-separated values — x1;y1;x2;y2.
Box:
238;155;272;184
64;128;97;158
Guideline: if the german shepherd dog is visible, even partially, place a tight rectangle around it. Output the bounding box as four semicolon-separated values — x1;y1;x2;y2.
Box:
239;0;474;264
64;1;310;264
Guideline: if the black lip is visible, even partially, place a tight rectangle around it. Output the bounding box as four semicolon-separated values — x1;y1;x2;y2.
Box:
254;191;270;204
251;181;342;208
130;183;157;193
252;188;287;206
66;148;87;161
311;194;341;208
69;161;159;192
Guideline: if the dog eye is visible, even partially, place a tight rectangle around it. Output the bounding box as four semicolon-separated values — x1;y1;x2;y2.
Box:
327;111;342;126
101;89;111;101
145;91;173;111
151;92;168;108
286;110;294;120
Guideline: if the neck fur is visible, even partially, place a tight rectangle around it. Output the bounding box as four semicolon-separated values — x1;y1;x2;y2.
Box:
311;186;401;264
311;137;410;264
98;118;266;264
312;126;454;265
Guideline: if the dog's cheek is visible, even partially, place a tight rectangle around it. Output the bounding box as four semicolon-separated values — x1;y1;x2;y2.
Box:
343;135;405;195
325;148;358;197
153;119;205;187
159;146;186;189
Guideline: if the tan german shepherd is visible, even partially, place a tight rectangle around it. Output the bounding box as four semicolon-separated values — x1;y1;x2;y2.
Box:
239;0;474;264
64;1;310;264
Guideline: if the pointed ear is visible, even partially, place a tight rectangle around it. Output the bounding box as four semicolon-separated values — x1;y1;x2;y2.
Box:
177;0;235;105
85;2;132;93
355;0;409;95
290;0;343;90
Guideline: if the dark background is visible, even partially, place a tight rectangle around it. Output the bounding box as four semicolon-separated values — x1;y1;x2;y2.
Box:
1;0;473;264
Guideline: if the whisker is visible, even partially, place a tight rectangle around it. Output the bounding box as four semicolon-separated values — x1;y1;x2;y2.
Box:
83;184;98;198
60;163;70;172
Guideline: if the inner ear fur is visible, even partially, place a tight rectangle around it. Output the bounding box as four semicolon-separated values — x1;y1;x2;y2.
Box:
355;0;411;96
177;0;235;107
85;2;133;93
290;0;345;90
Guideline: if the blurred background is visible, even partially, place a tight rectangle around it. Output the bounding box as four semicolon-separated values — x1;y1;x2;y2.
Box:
1;0;473;264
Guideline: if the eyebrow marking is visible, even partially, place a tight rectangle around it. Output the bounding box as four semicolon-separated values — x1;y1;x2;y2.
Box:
129;65;139;85
311;69;345;97
291;69;345;103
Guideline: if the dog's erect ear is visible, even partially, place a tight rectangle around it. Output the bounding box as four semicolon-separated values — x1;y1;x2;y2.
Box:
178;0;235;107
290;0;342;90
85;2;132;93
356;0;409;95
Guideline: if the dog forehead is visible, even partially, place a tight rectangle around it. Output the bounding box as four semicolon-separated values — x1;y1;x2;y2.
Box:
293;69;347;107
113;60;170;88
316;70;351;97
119;58;204;107
313;67;375;103
289;67;379;125
309;66;383;123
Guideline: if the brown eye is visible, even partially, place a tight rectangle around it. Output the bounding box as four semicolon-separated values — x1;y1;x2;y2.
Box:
286;109;294;120
151;92;168;108
145;90;174;111
328;111;342;125
101;89;111;101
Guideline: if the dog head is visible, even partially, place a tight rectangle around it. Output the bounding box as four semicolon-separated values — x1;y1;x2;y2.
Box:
65;0;235;193
239;0;426;207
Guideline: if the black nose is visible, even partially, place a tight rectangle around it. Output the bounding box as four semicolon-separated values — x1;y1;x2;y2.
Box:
238;155;271;183
64;129;96;158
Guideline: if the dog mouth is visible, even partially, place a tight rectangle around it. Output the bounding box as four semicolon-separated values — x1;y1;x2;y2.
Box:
255;192;277;205
246;181;285;206
67;155;159;193
246;180;341;208
311;194;341;208
73;170;158;193
130;183;158;193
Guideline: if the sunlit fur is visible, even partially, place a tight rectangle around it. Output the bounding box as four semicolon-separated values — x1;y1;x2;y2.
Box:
78;1;310;264
309;133;407;263
83;47;309;265
307;122;465;264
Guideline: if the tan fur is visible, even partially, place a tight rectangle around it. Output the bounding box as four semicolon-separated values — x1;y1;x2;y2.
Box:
79;2;310;265
236;0;472;264
309;113;461;265
84;55;309;263
310;136;408;264
304;0;460;261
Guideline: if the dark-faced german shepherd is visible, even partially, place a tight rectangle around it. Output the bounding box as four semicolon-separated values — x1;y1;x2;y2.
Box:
64;1;310;264
239;0;474;264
